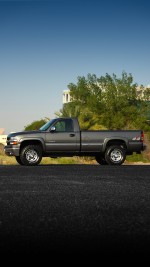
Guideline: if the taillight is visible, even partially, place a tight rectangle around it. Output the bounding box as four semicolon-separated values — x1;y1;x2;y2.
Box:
141;132;144;142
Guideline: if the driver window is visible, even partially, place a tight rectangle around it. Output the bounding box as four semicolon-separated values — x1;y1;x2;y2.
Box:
55;121;66;132
54;119;74;132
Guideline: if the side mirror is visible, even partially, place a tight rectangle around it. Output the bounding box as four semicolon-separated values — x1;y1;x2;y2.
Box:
50;126;56;132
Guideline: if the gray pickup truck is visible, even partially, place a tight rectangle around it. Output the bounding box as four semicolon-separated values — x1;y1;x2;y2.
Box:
4;117;146;166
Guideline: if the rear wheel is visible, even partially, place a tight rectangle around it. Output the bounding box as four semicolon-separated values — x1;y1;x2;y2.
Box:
95;155;108;165
20;145;42;166
105;145;126;165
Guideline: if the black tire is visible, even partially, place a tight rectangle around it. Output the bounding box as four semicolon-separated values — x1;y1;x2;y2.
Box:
20;145;42;166
95;155;108;165
105;145;126;165
15;156;24;165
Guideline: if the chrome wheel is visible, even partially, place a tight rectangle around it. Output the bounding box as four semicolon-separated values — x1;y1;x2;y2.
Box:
20;145;42;166
25;149;39;163
110;149;123;163
105;145;126;165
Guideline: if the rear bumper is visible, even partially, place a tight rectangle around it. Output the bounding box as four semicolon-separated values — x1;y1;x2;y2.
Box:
142;144;147;151
4;145;20;156
127;142;146;154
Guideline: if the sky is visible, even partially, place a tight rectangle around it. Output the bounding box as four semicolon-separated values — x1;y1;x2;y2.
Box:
0;0;150;134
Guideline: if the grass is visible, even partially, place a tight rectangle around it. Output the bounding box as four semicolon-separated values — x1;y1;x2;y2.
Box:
0;155;88;165
41;157;81;165
0;153;149;165
126;152;149;163
0;155;17;165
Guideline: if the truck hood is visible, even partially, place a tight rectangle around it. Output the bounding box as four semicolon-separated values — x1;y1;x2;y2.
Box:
7;130;42;138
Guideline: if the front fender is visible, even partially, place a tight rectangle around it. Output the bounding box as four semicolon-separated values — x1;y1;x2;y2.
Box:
20;137;46;151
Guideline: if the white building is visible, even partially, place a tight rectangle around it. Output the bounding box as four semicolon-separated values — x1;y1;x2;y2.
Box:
136;85;150;100
0;129;7;146
63;90;71;104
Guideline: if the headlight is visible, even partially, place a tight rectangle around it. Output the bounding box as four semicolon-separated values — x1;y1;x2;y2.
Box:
9;137;19;145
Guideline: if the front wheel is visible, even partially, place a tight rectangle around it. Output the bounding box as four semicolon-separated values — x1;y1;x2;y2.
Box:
15;156;24;165
105;145;126;165
20;145;42;166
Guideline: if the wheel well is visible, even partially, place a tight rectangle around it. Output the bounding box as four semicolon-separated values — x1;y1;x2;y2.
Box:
106;140;127;150
20;140;43;151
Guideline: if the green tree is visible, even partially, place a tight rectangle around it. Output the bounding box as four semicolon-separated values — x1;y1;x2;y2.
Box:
24;118;49;131
57;71;150;131
58;74;106;129
143;87;150;101
55;102;80;118
95;72;141;129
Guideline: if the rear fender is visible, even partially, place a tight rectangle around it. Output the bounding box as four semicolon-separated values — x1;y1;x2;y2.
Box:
102;137;128;153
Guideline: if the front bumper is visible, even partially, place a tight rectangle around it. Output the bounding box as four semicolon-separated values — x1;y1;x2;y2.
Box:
4;145;20;157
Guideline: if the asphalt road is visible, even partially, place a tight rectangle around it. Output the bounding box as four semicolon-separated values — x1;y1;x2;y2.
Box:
0;164;150;262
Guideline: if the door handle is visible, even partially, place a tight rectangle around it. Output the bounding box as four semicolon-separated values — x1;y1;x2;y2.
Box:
70;133;75;137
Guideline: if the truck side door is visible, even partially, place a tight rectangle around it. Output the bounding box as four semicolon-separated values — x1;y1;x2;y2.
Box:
45;118;78;152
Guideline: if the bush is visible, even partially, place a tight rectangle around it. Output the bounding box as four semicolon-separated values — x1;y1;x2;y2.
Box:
144;133;150;161
0;144;5;155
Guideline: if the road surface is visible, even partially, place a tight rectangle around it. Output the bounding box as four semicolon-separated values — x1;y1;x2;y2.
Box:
0;164;150;262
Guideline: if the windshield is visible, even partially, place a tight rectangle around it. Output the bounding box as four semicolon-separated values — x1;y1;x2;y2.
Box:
39;119;56;131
